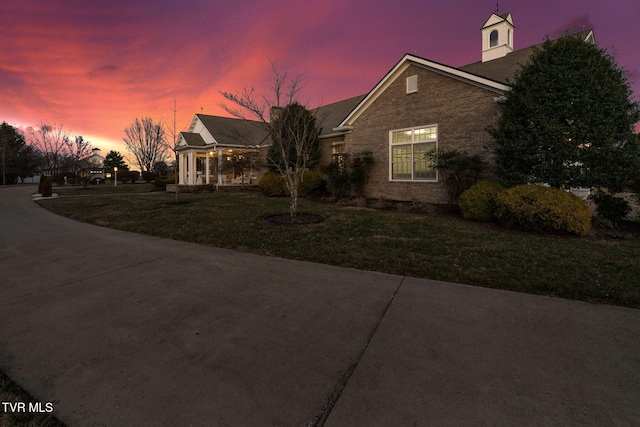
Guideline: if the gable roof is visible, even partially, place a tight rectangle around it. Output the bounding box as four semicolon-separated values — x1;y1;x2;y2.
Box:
336;54;510;129
179;115;271;150
482;12;514;29
315;95;366;137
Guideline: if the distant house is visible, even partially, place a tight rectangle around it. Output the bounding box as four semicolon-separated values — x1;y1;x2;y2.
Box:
176;12;595;201
83;148;106;182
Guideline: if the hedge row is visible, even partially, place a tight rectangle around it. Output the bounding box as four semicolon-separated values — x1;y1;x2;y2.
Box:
460;181;592;236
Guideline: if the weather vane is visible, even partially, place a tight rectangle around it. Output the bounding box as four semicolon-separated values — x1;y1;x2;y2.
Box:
495;1;499;13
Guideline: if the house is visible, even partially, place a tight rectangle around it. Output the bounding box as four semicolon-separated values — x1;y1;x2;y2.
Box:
82;148;106;183
176;12;595;202
176;115;271;187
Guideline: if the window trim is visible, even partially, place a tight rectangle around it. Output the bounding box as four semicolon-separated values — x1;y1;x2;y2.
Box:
389;124;438;182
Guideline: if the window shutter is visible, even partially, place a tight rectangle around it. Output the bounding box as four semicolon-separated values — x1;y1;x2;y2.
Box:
406;75;418;94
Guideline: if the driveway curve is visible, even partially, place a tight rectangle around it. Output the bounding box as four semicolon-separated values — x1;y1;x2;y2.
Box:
1;185;639;426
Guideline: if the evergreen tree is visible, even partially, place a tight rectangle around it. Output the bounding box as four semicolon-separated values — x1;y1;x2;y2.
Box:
490;34;640;191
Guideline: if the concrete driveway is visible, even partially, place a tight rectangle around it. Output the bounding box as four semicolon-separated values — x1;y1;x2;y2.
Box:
1;185;639;426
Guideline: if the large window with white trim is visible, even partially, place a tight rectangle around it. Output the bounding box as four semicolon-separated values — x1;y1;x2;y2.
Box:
390;125;437;181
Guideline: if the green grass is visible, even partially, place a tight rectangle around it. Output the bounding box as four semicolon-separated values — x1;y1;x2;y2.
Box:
38;186;640;308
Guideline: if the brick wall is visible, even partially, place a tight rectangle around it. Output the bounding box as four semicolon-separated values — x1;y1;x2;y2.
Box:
345;64;501;204
317;135;345;171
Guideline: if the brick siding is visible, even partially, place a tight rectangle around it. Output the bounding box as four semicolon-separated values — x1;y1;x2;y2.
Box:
344;64;501;204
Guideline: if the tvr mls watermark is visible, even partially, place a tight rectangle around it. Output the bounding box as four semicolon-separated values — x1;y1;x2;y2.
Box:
2;401;54;413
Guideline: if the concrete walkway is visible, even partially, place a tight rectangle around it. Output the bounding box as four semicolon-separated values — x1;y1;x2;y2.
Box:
1;185;639;426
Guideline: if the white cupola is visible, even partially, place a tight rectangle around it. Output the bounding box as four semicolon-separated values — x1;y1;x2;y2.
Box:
482;12;514;62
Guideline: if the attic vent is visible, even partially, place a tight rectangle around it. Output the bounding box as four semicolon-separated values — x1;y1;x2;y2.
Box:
406;75;418;94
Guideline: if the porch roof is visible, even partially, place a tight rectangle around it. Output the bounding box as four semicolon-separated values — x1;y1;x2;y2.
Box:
180;132;207;147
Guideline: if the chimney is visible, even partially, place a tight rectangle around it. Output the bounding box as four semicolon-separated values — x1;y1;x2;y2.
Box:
269;106;282;123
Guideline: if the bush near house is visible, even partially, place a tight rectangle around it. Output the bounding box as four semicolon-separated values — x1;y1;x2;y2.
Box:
459;180;505;222
495;184;592;236
258;172;288;196
431;149;485;204
591;192;632;221
259;171;322;197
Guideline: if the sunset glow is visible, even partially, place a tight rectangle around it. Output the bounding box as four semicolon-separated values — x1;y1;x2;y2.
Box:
2;0;639;157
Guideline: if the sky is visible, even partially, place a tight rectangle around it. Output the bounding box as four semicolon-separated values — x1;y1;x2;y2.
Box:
1;0;639;163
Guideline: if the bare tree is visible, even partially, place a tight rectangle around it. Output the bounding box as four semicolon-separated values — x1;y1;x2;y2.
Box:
219;64;319;216
123;117;168;174
63;135;93;175
27;122;69;176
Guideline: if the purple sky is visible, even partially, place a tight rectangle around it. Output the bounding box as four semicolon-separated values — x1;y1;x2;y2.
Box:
1;0;639;159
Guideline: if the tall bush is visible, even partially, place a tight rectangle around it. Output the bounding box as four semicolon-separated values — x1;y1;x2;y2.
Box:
591;192;632;221
40;176;53;198
431;149;485;204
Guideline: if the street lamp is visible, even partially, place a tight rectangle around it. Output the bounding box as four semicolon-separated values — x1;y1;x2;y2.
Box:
114;167;118;187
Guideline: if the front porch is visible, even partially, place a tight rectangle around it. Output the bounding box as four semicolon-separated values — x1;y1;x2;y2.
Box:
177;148;261;188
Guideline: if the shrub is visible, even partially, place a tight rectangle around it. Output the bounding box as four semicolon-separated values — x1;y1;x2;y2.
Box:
153;178;169;188
298;170;322;196
322;162;349;198
495;185;591;236
591;192;632;221
38;174;46;194
141;171;156;183
431;149;485;204
258;172;288;197
459;180;505;222
258;171;322;197
41;177;53;197
348;151;374;197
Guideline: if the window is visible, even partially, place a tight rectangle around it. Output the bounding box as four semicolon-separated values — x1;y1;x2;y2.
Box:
406;75;418;94
390;125;437;181
332;143;346;171
507;28;511;46
490;30;499;47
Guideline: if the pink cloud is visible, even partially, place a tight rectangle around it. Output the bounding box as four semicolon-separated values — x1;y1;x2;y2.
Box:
1;0;638;157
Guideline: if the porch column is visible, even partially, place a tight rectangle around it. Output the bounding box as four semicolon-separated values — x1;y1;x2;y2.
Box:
205;151;210;184
188;151;195;185
178;153;185;185
217;149;223;189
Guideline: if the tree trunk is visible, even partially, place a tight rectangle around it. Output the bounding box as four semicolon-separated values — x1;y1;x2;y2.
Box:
288;173;299;217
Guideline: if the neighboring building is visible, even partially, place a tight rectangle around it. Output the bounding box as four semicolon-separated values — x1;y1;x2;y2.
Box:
83;148;106;182
177;12;595;202
176;115;271;187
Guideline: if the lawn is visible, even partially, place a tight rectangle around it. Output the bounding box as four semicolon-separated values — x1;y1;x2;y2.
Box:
38;184;640;308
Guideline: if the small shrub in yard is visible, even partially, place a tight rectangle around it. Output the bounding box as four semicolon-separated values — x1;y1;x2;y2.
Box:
298;170;322;196
591;192;632;221
259;171;322;197
38;174;46;194
459;180;505;222
141;171;156;183
153;178;169;188
495;184;591;236
41;177;53;197
258;172;288;196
